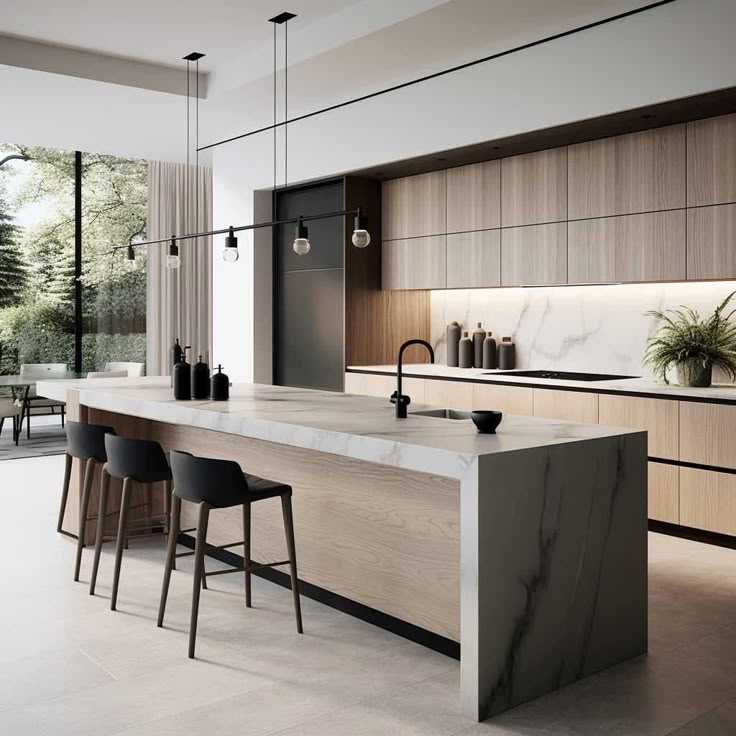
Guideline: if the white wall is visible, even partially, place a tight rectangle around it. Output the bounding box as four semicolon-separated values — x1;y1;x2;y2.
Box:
210;0;736;381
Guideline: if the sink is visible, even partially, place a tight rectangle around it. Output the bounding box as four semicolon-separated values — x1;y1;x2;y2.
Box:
410;408;471;420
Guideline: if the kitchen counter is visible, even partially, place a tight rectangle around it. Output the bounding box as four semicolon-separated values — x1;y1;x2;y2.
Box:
40;377;647;721
348;363;736;403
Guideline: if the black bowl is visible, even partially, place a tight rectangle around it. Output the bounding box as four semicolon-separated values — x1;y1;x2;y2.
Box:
471;410;503;434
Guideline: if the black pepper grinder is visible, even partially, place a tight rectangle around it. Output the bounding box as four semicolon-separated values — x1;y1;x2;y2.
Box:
211;364;229;401
173;345;192;399
192;354;210;400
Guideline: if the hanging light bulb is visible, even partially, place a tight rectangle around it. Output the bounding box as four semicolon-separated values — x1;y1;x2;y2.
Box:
166;237;181;269
293;217;310;256
127;245;135;261
223;226;239;263
351;210;371;248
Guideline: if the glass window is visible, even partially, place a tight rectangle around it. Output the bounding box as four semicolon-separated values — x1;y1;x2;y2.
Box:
80;153;147;372
0;145;75;374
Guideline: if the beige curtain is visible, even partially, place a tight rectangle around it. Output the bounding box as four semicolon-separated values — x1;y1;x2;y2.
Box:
146;161;212;375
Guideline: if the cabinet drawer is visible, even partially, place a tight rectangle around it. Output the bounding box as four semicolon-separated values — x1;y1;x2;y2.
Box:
680;467;736;535
424;379;473;411
648;462;679;524
472;383;534;415
598;395;678;460
680;401;736;470
533;389;598;423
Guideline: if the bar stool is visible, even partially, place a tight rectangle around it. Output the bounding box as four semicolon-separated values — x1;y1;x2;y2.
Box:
62;420;116;582
89;434;173;610
158;450;303;659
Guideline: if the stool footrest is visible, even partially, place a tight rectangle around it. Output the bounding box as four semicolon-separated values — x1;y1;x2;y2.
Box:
249;559;290;571
175;550;195;558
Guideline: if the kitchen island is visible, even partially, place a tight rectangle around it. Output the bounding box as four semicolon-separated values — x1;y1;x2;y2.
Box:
39;377;647;721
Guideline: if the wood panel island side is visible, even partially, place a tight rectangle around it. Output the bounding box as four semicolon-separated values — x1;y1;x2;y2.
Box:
39;377;647;722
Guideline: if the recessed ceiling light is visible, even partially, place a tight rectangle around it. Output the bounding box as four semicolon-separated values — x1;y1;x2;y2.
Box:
492;145;501;150
641;113;654;119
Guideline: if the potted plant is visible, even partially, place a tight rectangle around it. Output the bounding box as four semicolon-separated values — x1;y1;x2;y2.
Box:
643;292;736;387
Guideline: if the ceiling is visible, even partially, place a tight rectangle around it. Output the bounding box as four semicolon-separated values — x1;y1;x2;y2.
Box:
0;0;447;73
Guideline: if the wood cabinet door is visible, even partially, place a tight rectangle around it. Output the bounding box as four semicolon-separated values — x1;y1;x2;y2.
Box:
680;466;736;535
648;462;679;524
382;171;446;240
568;125;686;219
598;394;679;460
567;210;686;284
472;383;534;415
382;236;446;290
501;223;567;286
533;389;599;423
344;373;425;404
424;379;474;410
501;148;567;227
446;230;501;288
687;113;736;207
687;203;736;280
446;161;501;233
680;401;736;470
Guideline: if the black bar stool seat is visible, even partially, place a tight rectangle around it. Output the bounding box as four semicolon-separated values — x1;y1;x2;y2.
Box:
158;451;303;658
89;434;173;610
62;420;116;583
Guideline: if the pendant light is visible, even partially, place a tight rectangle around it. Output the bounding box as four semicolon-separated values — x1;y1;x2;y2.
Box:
292;217;310;255
127;244;135;261
223;226;239;262
351;209;370;248
167;237;181;269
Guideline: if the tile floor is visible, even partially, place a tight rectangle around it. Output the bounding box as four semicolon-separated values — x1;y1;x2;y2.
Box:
3;454;736;735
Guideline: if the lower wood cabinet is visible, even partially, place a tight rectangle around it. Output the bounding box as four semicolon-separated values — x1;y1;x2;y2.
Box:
648;462;679;524
680;400;736;470
424;379;474;411
533;389;599;423
680;466;736;535
598;394;679;461
344;372;424;403
472;382;534;415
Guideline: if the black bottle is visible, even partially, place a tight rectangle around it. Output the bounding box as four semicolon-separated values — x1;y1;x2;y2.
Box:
170;338;184;387
192;354;210;400
211;364;229;401
498;336;516;370
173;345;192;400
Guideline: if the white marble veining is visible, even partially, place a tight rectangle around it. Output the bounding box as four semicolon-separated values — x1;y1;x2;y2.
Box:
349;363;736;402
37;377;639;480
431;280;736;383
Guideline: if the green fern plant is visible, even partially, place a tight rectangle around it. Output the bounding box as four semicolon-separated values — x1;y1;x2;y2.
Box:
643;291;736;386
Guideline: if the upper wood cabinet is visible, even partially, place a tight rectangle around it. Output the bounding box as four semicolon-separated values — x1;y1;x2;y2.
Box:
687;203;736;280
382;236;446;290
446;161;501;233
567;210;686;284
382;171;446;240
501;223;567;286
568;125;686;219
687;113;736;207
598;394;678;460
501;148;567;227
446;230;501;289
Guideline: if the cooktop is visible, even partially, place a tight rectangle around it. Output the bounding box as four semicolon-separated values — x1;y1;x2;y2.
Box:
484;370;638;382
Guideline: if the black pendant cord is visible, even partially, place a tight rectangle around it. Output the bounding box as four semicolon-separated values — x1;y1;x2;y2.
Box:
197;0;679;153
284;18;288;191
273;21;277;191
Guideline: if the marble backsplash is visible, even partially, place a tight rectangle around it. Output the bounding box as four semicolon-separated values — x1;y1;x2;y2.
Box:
430;281;736;380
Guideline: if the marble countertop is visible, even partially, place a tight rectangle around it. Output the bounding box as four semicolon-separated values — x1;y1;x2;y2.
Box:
348;364;736;402
37;377;640;480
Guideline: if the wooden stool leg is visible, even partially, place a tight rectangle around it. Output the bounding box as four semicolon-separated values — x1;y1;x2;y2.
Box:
57;453;73;534
189;503;210;658
110;477;132;611
163;480;176;571
89;466;110;595
281;494;303;633
74;458;96;582
158;494;181;627
243;502;251;608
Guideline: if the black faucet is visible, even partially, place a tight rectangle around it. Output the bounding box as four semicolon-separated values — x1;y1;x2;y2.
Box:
391;339;435;418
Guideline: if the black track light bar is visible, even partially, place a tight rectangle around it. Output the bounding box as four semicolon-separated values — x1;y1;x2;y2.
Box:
269;11;296;24
113;207;363;252
198;0;678;152
183;51;206;61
